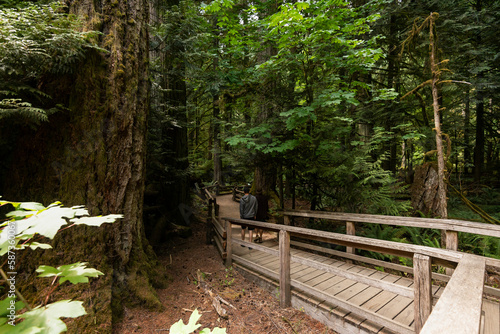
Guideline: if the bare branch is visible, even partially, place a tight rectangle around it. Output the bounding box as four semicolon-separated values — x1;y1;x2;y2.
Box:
400;79;432;100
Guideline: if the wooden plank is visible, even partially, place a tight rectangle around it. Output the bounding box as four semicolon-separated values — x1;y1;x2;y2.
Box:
279;230;291;307
335;281;370;301
225;220;232;266
318;265;368;318
222;217;466;268
282;209;500;238
346;221;356;255
343;273;399;326
359;276;415;333
212;217;226;238
254;254;279;267
414;254;432;334
284;214;291;226
290;240;459;286
233;254;278;282
377;295;413;324
390;284;440;327
213;233;226;259
421;254;486;334
482;299;500;334
291;254;414;298
445;230;458;276
292;279;414;334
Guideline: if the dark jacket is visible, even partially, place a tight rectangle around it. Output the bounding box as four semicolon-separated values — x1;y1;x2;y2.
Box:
255;193;269;221
240;194;258;219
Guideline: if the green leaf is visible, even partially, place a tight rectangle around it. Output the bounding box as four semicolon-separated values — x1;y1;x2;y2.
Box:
0;201;120;256
0;297;25;318
170;309;202;334
12;300;86;334
18;202;45;211
36;262;104;284
69;214;123;226
23;242;52;251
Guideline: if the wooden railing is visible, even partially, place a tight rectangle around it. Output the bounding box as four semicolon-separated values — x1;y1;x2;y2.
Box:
232;186;244;202
197;183;235;259
223;214;500;334
283;209;500;295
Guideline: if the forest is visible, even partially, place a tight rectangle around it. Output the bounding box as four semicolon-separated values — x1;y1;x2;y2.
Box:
0;0;499;332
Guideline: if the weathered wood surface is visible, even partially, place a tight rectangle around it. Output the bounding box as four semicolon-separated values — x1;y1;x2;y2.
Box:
230;239;500;334
420;254;486;334
223;216;500;269
282;209;500;238
279;230;291;307
216;197;500;334
413;254;432;333
290;239;500;298
223;217;462;267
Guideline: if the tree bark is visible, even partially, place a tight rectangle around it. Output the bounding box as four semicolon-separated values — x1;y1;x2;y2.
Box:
212;19;223;185
2;0;163;331
474;92;485;182
473;0;484;182
429;13;447;219
463;89;471;174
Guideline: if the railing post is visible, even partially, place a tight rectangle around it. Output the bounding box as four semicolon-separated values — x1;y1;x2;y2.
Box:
445;230;458;275
346;221;356;255
206;199;213;245
284;214;290;226
214;198;219;219
279;229;291;307
414;253;432;334
225;220;232;267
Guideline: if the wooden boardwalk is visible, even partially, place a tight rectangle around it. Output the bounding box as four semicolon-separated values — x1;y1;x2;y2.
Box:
231;238;500;334
206;193;500;334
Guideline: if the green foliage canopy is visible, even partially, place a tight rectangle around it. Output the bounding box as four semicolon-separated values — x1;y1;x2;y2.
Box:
0;2;102;123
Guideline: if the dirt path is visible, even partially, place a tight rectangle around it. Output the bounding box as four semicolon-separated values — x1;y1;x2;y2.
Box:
114;196;335;334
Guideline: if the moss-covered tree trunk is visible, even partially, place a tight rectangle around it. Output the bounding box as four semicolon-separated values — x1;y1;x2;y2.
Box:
3;0;163;331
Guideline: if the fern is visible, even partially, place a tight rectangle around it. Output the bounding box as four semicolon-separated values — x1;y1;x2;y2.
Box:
0;99;49;121
0;2;103;123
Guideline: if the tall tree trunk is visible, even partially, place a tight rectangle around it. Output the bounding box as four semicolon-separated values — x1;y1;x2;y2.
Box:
473;0;484;182
464;89;471;174
212;19;223;185
3;0;163;331
429;13;448;219
474;92;485;182
213;100;223;184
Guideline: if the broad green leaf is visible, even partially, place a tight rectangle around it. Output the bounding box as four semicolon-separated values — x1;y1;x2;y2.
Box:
36;262;103;284
170;309;202;334
18;202;45;211
0;297;25;317
13;300;86;334
22;242;52;251
69;214;123;226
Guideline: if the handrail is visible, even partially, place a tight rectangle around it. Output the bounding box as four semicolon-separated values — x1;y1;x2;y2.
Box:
282;209;500;238
282;209;500;279
420;254;485;334
222;217;474;266
223;216;498;334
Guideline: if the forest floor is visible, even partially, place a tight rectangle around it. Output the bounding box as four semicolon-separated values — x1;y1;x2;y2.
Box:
113;195;337;334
